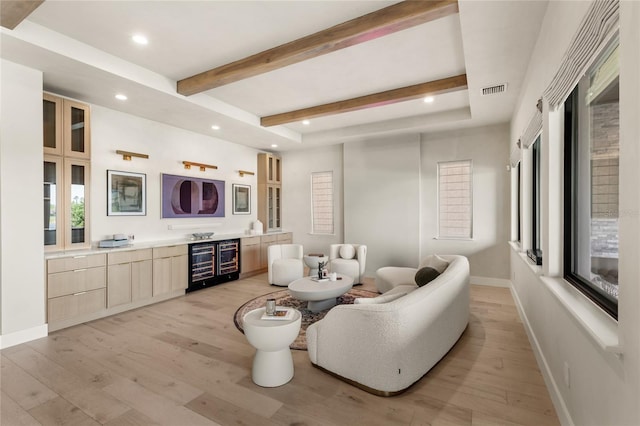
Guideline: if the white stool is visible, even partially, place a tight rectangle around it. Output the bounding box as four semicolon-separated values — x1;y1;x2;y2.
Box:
242;307;302;387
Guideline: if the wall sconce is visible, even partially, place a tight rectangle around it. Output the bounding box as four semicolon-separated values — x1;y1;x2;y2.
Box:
183;161;217;172
238;170;255;177
116;150;149;161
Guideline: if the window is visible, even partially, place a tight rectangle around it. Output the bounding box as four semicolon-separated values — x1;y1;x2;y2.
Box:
564;38;619;319
528;136;543;265
311;171;334;234
438;160;472;239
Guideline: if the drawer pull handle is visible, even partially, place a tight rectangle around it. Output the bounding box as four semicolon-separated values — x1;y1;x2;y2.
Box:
73;255;87;259
73;291;87;296
73;269;87;273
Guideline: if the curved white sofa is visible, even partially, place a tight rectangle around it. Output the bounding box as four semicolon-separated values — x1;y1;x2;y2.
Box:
306;255;469;395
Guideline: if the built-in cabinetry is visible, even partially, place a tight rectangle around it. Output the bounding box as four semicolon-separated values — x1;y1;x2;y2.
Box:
152;245;188;296
107;249;153;308
47;254;106;324
43;93;91;251
46;245;188;332
257;153;282;233
241;232;292;276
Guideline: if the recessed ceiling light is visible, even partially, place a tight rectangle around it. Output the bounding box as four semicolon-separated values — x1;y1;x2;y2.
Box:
302;120;311;125
211;125;220;130
423;96;434;103
115;94;127;101
271;144;278;148
132;34;148;45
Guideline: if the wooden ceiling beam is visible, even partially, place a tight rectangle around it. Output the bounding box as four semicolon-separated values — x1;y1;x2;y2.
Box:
260;74;468;127
1;0;44;30
177;0;459;96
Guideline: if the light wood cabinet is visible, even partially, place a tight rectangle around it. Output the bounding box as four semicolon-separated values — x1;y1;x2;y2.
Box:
107;249;153;308
277;232;293;245
259;234;279;269
47;254;106;324
241;236;261;275
43;93;91;251
257;153;282;233
43;94;91;159
152;245;188;296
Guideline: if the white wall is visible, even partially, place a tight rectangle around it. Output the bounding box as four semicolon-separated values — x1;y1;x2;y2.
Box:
0;60;47;346
91;106;261;243
510;2;640;425
343;135;421;276
421;124;511;280
281;144;343;254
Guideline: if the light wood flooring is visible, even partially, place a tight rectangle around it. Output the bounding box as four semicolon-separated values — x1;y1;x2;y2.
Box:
1;274;560;426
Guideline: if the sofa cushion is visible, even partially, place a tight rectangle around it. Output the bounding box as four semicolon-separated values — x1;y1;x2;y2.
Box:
414;266;440;287
419;254;449;274
339;244;356;259
354;292;406;304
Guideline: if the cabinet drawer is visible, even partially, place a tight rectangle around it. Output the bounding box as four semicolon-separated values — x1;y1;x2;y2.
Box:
48;266;106;298
242;236;261;246
153;245;187;258
47;254;106;273
48;288;106;323
108;249;152;265
261;235;278;243
277;233;292;242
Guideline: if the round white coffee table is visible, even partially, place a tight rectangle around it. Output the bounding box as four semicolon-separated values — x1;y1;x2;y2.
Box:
303;254;328;277
242;307;301;387
288;274;354;312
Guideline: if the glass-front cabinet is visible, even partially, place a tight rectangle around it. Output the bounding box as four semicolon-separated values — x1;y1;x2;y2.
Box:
258;153;282;232
44;156;62;250
43;93;91;250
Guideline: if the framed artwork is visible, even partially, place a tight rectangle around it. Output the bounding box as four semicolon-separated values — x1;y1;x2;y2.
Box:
107;170;146;216
233;184;251;215
161;173;225;218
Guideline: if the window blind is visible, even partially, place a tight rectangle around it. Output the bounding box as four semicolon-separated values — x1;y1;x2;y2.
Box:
311;171;334;234
438;160;472;239
543;0;619;110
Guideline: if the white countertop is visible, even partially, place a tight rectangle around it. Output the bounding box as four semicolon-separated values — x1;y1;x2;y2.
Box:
44;230;290;259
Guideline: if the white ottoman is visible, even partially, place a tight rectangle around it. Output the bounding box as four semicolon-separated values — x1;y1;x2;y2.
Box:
242;307;302;387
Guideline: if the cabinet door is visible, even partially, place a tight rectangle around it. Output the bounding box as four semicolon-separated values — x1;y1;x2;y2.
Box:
108;263;131;308
241;238;261;273
44;156;64;251
171;254;188;291
63;99;91;159
64;158;91;249
43;94;63;155
153;257;172;296
132;259;153;301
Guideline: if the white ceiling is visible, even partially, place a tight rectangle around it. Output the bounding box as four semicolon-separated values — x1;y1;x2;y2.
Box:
0;0;548;152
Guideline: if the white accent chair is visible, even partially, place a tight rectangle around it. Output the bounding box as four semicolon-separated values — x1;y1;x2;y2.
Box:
268;244;304;286
328;244;367;284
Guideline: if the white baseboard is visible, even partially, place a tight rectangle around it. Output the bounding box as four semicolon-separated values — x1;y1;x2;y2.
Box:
0;324;48;349
509;286;575;426
470;276;512;288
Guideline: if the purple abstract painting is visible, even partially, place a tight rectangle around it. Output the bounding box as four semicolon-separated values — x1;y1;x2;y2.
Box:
161;173;225;218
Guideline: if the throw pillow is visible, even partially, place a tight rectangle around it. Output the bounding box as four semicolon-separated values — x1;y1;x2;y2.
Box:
339;244;356;259
414;267;440;287
354;292;406;304
419;254;449;274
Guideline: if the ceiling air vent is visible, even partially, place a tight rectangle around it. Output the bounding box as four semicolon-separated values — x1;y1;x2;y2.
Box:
481;83;508;96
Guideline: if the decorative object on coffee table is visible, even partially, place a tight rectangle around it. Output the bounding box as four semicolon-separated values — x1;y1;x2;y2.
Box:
288;273;354;312
303;254;328;278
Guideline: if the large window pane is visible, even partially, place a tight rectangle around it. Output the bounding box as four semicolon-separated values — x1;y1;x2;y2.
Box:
564;39;619;318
